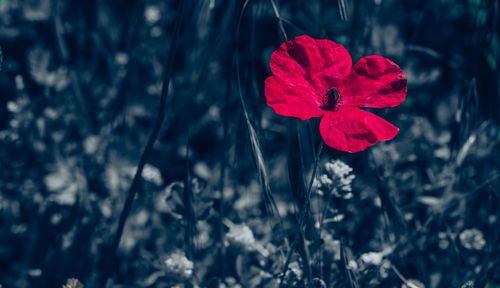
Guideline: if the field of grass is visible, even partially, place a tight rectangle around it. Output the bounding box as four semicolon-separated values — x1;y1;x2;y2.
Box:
0;0;499;287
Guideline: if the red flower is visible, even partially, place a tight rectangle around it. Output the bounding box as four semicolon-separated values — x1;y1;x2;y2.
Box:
265;35;407;153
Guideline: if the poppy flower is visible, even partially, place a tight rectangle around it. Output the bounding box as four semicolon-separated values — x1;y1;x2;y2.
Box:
265;35;407;153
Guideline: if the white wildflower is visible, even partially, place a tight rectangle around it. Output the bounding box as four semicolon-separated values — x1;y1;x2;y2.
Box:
316;159;355;197
83;135;99;155
144;5;161;24
141;164;163;186
288;261;302;280
28;269;42;277
379;259;392;278
325;160;352;178
361;251;384;265
44;161;84;206
234;189;261;212
319;174;333;186
193;161;212;180
321;232;341;260
459;228;486;250
28;48;69;91
360;246;394;266
340;174;355;188
343;192;353;199
347;260;358;271
63;278;83;288
194;221;212;250
164;251;193;281
224;220;268;256
114;52;129;66
226;223;255;248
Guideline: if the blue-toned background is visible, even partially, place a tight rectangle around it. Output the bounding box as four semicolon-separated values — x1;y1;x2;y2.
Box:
0;0;498;287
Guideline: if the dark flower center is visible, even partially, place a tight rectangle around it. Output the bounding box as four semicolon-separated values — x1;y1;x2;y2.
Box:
320;87;342;111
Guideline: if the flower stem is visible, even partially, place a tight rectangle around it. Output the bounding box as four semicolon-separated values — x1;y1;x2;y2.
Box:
96;1;188;286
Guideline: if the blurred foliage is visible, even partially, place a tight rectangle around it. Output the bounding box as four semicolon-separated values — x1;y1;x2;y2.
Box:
0;0;499;287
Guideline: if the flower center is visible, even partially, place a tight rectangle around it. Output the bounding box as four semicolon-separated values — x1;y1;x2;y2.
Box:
320;87;342;111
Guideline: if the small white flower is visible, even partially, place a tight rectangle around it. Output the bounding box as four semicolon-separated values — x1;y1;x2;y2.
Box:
343;192;353;199
459;228;486;250
164;251;194;281
83;135;99;155
114;52;129;65
361;251;384;265
325;160;352;179
312;178;322;190
321;232;341;260
44;161;84;206
226;223;256;248
288;261;302;279
347;260;358;271
360;247;394;266
317;160;355;197
224;220;268;256
63;278;83;288
141;164;163;186
28;48;69;91
319;174;333;186
144;5;161;24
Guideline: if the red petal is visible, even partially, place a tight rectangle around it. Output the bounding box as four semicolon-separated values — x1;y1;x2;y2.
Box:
319;108;399;153
270;35;352;94
265;76;324;120
339;55;407;108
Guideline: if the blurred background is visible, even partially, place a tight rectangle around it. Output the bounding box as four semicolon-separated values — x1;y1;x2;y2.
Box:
0;0;498;287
